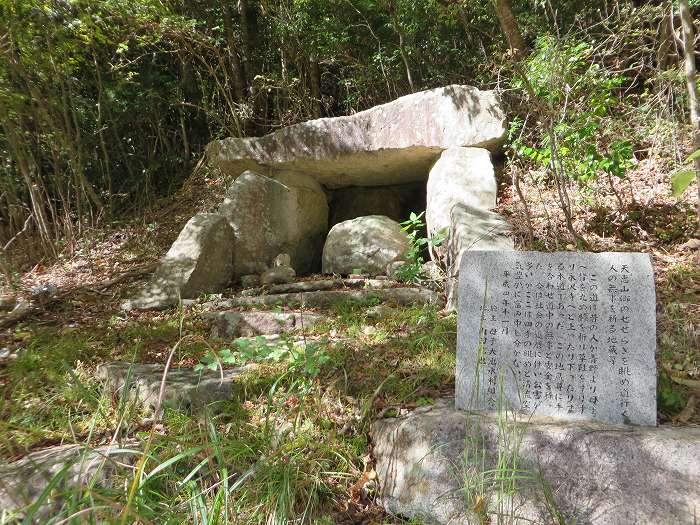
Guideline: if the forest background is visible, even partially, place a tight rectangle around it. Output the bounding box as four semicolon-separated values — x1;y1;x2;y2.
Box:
1;0;698;270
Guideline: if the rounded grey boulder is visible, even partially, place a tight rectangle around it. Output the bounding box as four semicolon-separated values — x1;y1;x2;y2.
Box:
322;215;411;276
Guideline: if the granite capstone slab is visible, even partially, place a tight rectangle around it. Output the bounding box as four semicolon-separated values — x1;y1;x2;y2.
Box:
456;251;656;426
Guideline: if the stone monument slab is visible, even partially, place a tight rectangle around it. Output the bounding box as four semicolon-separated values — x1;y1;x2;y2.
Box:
456;251;656;426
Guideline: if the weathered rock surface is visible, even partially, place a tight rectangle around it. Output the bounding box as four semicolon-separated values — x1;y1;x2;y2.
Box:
329;183;425;226
207;86;506;188
444;204;513;310
219;170;328;276
240;274;261;288
323;215;411;276
372;400;700;525
260;265;296;285
97;362;247;411
425;147;512;310
213;286;444;309
204;311;324;339
240;277;401;296
0;442;139;520
272;253;292;267
123;213;234;310
426;147;497;242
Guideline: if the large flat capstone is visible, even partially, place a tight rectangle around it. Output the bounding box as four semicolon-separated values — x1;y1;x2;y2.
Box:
372;400;700;525
457;251;657;426
206;85;506;188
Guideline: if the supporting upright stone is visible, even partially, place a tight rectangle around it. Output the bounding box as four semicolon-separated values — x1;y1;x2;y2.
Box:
218;170;328;276
426;147;513;310
123;213;234;310
426;147;497;236
444;204;513;310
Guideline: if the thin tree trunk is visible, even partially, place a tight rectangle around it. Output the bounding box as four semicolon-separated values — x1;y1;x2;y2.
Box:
397;30;415;92
0;118;55;255
657;5;676;70
494;0;527;57
309;57;322;118
222;1;247;101
238;0;252;85
679;0;700;221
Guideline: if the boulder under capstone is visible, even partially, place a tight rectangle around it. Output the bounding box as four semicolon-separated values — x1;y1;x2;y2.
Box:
322;215;411;276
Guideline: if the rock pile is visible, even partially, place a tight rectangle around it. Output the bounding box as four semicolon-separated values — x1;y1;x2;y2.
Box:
125;84;512;310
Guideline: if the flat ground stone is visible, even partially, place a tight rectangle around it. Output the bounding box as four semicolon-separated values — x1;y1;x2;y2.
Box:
0;442;139;520
217;287;444;309
204;311;324;339
457;251;656;426
97;362;248;412
206;85;506;188
372;400;700;525
240;277;401;296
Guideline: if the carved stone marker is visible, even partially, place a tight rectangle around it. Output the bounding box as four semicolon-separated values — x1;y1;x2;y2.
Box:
456;251;657;426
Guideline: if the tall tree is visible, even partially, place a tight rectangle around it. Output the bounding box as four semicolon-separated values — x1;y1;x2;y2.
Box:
679;0;700;220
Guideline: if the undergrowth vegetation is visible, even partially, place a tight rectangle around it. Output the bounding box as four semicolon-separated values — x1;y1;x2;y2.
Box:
0;1;699;523
0;301;456;522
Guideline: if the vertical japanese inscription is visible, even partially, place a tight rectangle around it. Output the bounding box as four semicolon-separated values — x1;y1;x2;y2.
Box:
457;252;656;426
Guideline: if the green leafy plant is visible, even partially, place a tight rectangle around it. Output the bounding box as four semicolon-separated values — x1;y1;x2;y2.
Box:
195;337;330;378
670;149;699;197
395;211;445;284
510;36;635;187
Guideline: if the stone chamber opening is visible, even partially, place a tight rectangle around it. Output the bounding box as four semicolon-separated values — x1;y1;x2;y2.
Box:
326;181;427;228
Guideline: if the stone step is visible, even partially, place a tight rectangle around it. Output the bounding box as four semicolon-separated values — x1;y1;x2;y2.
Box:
202;310;324;339
209;286;444;310
239;277;400;296
372;399;700;525
97;362;248;413
0;441;139;520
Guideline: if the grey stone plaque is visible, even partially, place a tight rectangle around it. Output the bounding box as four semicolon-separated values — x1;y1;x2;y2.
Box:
456;251;657;426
